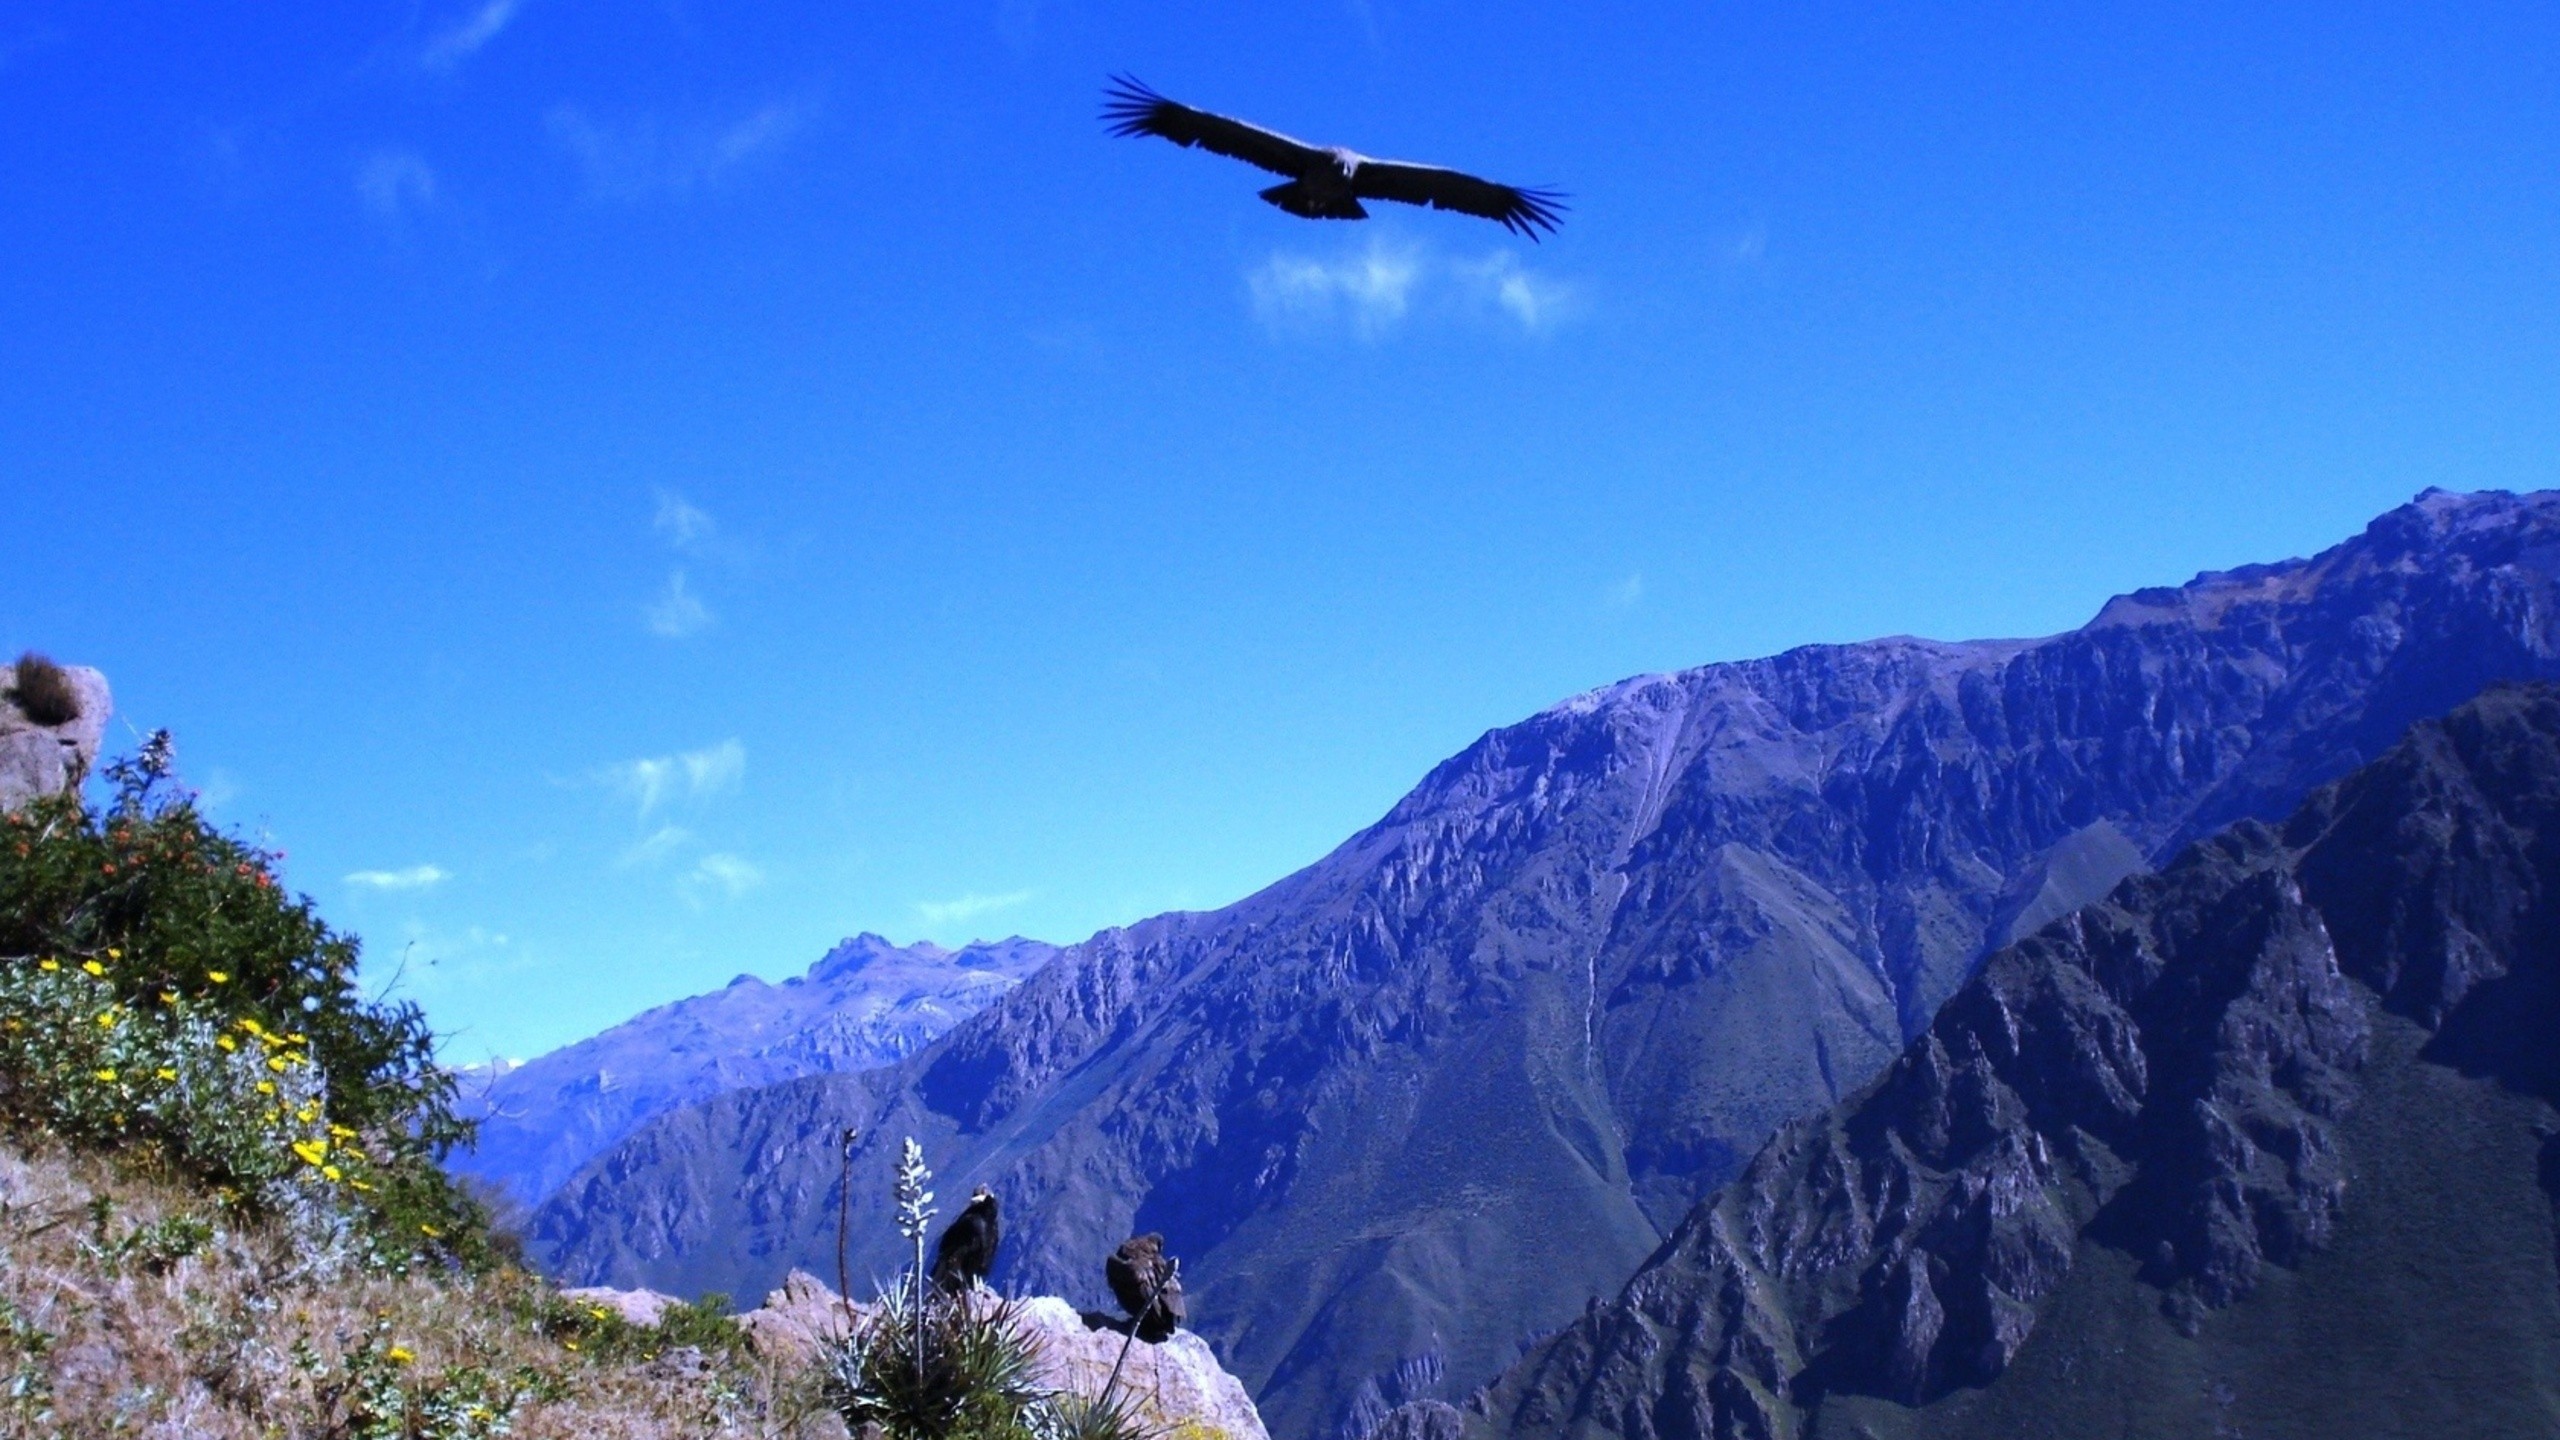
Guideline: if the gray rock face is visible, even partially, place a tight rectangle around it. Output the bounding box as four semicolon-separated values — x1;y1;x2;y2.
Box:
0;660;108;813
528;489;2560;1440
732;1272;1271;1440
452;934;1056;1206
1472;682;2560;1440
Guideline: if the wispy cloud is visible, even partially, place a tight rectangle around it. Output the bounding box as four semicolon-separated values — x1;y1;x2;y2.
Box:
1606;572;1644;609
423;0;523;71
617;824;693;868
1457;252;1578;332
1249;241;1421;338
602;739;744;816
685;853;764;901
645;569;713;638
356;149;437;226
548;98;817;202
346;864;450;891
642;491;721;639
654;490;716;549
1249;238;1578;339
915;889;1036;928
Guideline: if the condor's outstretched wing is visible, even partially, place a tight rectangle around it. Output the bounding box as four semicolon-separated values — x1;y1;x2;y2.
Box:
1350;159;1567;239
1101;76;1324;179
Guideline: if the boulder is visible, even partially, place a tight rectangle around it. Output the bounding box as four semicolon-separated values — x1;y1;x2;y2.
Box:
559;1284;684;1328
1016;1295;1267;1440
732;1274;1269;1440
737;1268;860;1361
0;660;108;813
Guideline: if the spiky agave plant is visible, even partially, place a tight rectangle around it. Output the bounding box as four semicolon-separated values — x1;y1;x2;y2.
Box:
824;1265;1051;1439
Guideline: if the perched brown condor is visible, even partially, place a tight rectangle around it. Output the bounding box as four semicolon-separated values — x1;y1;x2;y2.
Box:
1105;1232;1186;1342
930;1186;1000;1294
1102;76;1565;240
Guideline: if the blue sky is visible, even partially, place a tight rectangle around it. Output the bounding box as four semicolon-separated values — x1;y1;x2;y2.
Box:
7;1;2559;1061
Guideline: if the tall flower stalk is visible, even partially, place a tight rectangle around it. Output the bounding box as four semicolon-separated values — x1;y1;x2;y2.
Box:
895;1137;939;1384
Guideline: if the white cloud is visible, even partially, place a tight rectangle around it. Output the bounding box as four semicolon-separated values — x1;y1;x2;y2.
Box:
654;491;716;549
1457;252;1578;332
423;0;523;71
686;852;764;901
346;864;450;891
1249;240;1421;338
356;149;437;224
603;739;744;816
1607;572;1644;609
548;98;816;202
1249;238;1576;338
645;569;713;638
915;889;1036;928
617;824;693;868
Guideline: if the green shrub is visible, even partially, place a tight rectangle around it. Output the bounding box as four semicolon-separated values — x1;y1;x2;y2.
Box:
5;653;79;728
0;734;488;1266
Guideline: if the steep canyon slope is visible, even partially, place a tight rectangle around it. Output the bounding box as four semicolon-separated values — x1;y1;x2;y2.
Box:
1470;680;2560;1440
528;489;2560;1440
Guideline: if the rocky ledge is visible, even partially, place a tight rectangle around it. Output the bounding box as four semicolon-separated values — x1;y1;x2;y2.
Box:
588;1272;1271;1440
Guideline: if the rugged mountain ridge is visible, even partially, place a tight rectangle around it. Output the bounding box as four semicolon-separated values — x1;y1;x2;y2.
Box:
454;934;1055;1205
1466;681;2560;1440
529;489;2560;1440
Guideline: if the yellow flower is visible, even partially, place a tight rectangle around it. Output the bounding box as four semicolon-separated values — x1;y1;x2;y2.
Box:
255;1081;275;1095
237;1018;264;1036
291;1139;327;1167
266;1055;288;1073
95;1010;117;1030
159;991;178;1005
349;1179;374;1193
80;960;104;977
329;1124;357;1139
106;948;121;960
296;1102;318;1123
563;1340;579;1352
206;970;229;984
92;1068;116;1082
321;1164;342;1182
418;1224;441;1239
386;1345;415;1365
155;1067;177;1081
38;959;57;972
216;1035;237;1052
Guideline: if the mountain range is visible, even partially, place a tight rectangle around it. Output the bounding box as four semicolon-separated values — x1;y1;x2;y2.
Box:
514;488;2560;1440
1465;679;2560;1440
452;933;1055;1206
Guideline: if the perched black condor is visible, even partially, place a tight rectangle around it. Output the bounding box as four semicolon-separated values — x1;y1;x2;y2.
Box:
1102;76;1565;239
930;1186;1000;1293
1106;1232;1185;1342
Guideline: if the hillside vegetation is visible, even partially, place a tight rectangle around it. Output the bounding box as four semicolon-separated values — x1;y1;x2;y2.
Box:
0;739;843;1437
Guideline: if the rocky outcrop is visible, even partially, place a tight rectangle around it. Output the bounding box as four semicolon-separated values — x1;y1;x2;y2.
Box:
0;659;108;813
532;490;2560;1440
1472;682;2560;1440
726;1271;1269;1440
453;934;1057;1206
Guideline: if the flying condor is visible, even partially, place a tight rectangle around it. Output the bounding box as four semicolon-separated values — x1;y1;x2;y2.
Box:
1102;76;1566;240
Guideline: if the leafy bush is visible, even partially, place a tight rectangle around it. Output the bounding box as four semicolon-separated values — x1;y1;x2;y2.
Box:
5;653;79;728
0;735;487;1265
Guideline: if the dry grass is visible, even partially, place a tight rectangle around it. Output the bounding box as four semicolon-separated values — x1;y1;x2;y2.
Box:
0;1133;851;1439
5;655;79;729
